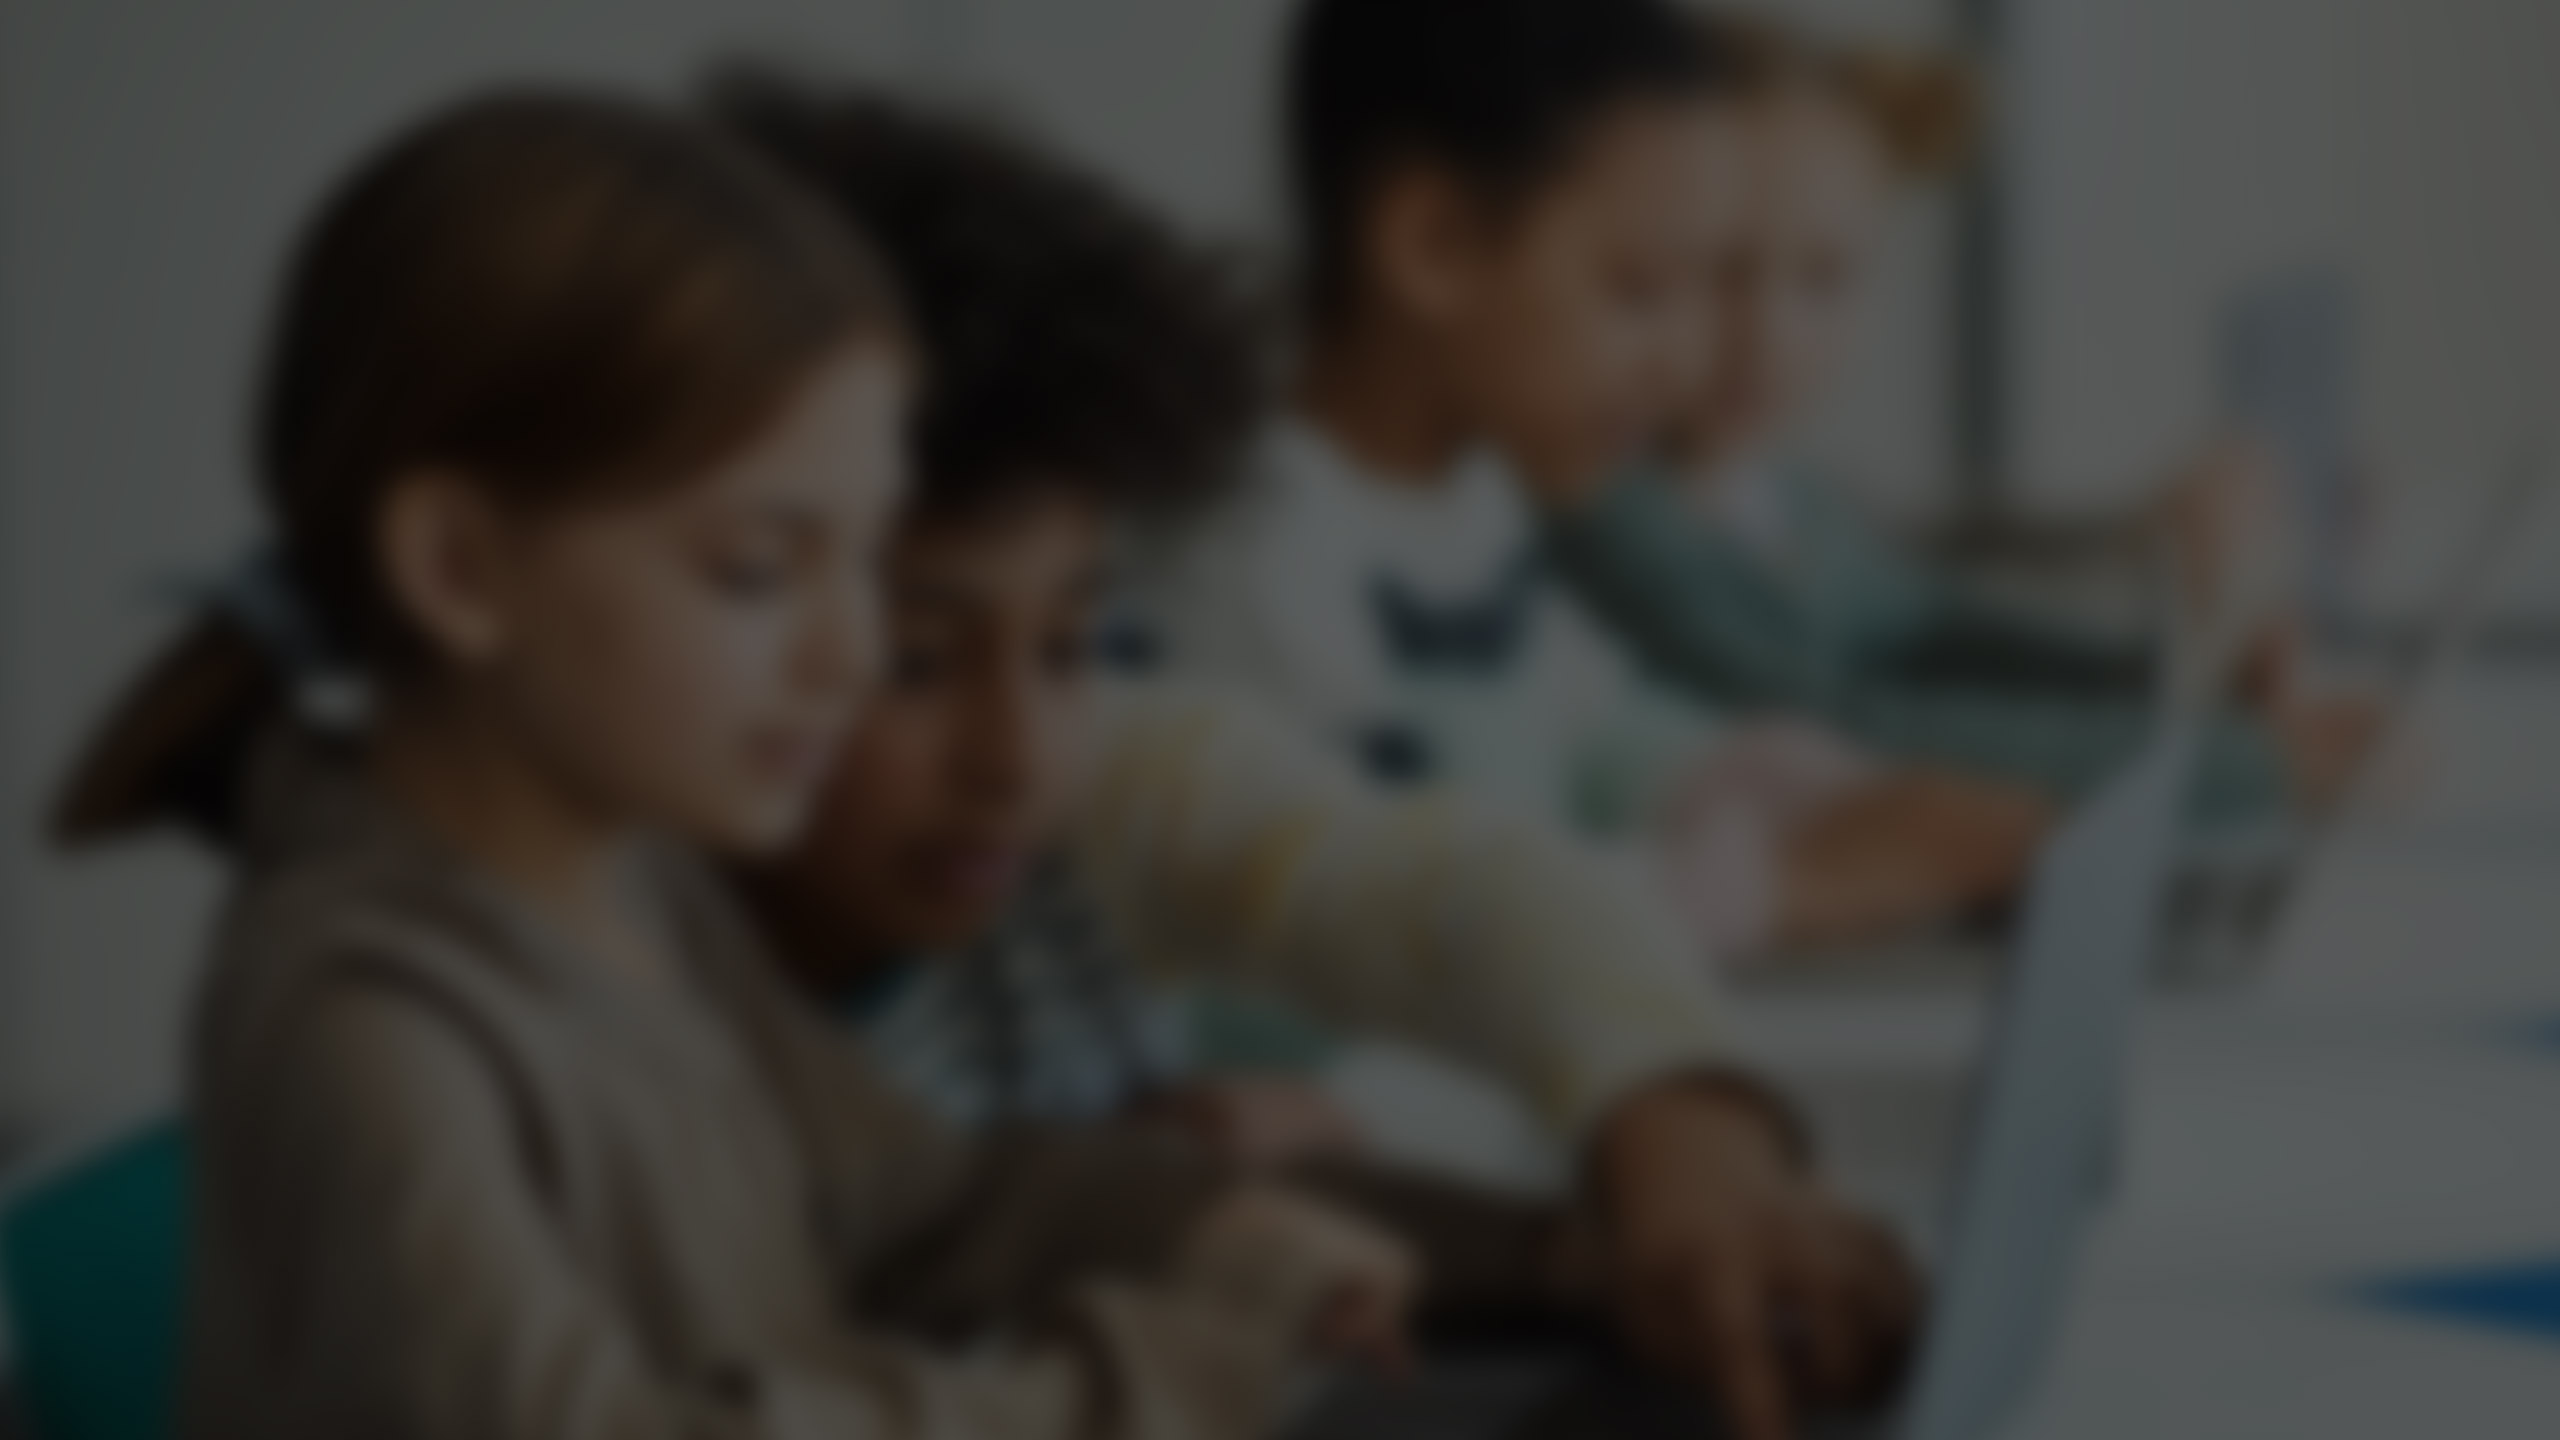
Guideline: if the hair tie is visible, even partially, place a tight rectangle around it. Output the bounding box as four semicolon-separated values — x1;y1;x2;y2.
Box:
160;548;367;727
202;549;339;678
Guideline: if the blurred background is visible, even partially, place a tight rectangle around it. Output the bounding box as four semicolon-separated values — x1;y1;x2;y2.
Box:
5;3;2560;1436
2;0;2557;1207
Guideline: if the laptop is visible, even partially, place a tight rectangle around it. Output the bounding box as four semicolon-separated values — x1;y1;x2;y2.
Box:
2160;443;2551;986
1763;444;2550;995
1288;712;2204;1440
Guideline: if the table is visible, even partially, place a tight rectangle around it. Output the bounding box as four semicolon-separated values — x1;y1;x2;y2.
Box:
1726;476;2560;1436
2013;511;2560;1434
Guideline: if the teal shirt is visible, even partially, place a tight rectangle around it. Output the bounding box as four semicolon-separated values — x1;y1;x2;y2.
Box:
1547;470;2288;821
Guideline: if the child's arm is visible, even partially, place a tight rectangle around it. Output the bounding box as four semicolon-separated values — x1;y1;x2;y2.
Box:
205;981;1383;1440
1759;768;2053;953
1550;473;2293;811
1065;685;1730;1138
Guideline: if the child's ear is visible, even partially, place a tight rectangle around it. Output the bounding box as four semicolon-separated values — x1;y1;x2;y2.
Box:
378;468;512;666
1367;164;1483;325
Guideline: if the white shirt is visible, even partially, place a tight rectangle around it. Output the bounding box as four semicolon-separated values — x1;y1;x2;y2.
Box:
1134;419;1715;835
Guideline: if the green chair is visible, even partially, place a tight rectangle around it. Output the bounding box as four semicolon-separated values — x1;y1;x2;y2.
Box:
0;1122;188;1440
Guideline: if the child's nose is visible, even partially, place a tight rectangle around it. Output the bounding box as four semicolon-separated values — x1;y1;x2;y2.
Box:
962;672;1049;805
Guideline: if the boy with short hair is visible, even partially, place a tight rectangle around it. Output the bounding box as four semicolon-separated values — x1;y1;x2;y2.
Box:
716;71;1917;1440
1140;0;2052;967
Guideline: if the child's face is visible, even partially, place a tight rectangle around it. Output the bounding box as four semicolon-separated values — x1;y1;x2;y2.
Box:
760;492;1105;964
1386;97;1739;488
442;345;912;855
1684;90;1893;464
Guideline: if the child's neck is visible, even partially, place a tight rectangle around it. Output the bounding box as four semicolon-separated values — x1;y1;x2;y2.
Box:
366;690;668;986
1298;313;1474;491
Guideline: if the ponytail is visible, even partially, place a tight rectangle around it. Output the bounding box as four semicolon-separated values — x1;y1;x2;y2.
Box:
52;621;282;852
51;554;355;850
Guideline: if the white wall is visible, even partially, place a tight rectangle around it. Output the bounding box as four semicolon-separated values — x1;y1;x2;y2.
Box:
962;0;1300;236
0;0;919;1140
2005;0;2349;513
2341;0;2560;499
2005;0;2560;517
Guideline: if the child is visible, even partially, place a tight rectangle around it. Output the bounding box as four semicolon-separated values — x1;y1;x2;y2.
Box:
1135;0;2051;964
713;74;1672;1178
55;88;1419;1440
713;77;1365;1168
1544;17;2379;818
714;76;1920;1439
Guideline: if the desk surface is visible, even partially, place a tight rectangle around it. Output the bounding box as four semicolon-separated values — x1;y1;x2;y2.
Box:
2013;512;2560;1435
2024;999;2560;1435
1732;491;2560;1437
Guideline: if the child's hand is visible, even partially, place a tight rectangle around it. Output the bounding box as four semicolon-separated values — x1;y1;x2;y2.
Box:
1587;1080;1922;1440
1180;1187;1419;1376
1771;771;2053;952
1135;1077;1367;1171
2270;693;2386;809
2236;620;2387;808
2156;435;2288;630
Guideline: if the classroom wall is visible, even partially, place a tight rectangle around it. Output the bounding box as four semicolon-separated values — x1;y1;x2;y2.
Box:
2005;0;2560;517
0;0;921;1142
2341;0;2560;503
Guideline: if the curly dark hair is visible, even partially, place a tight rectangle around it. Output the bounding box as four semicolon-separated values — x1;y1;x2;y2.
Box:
707;68;1271;522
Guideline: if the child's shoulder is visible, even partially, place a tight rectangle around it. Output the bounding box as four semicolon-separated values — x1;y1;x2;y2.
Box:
195;729;558;1070
202;847;508;1060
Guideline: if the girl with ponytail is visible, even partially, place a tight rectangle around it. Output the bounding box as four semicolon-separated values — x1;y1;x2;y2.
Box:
57;85;1410;1440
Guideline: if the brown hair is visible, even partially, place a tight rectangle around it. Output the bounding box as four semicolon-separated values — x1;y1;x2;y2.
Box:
52;87;905;848
1708;8;1983;181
